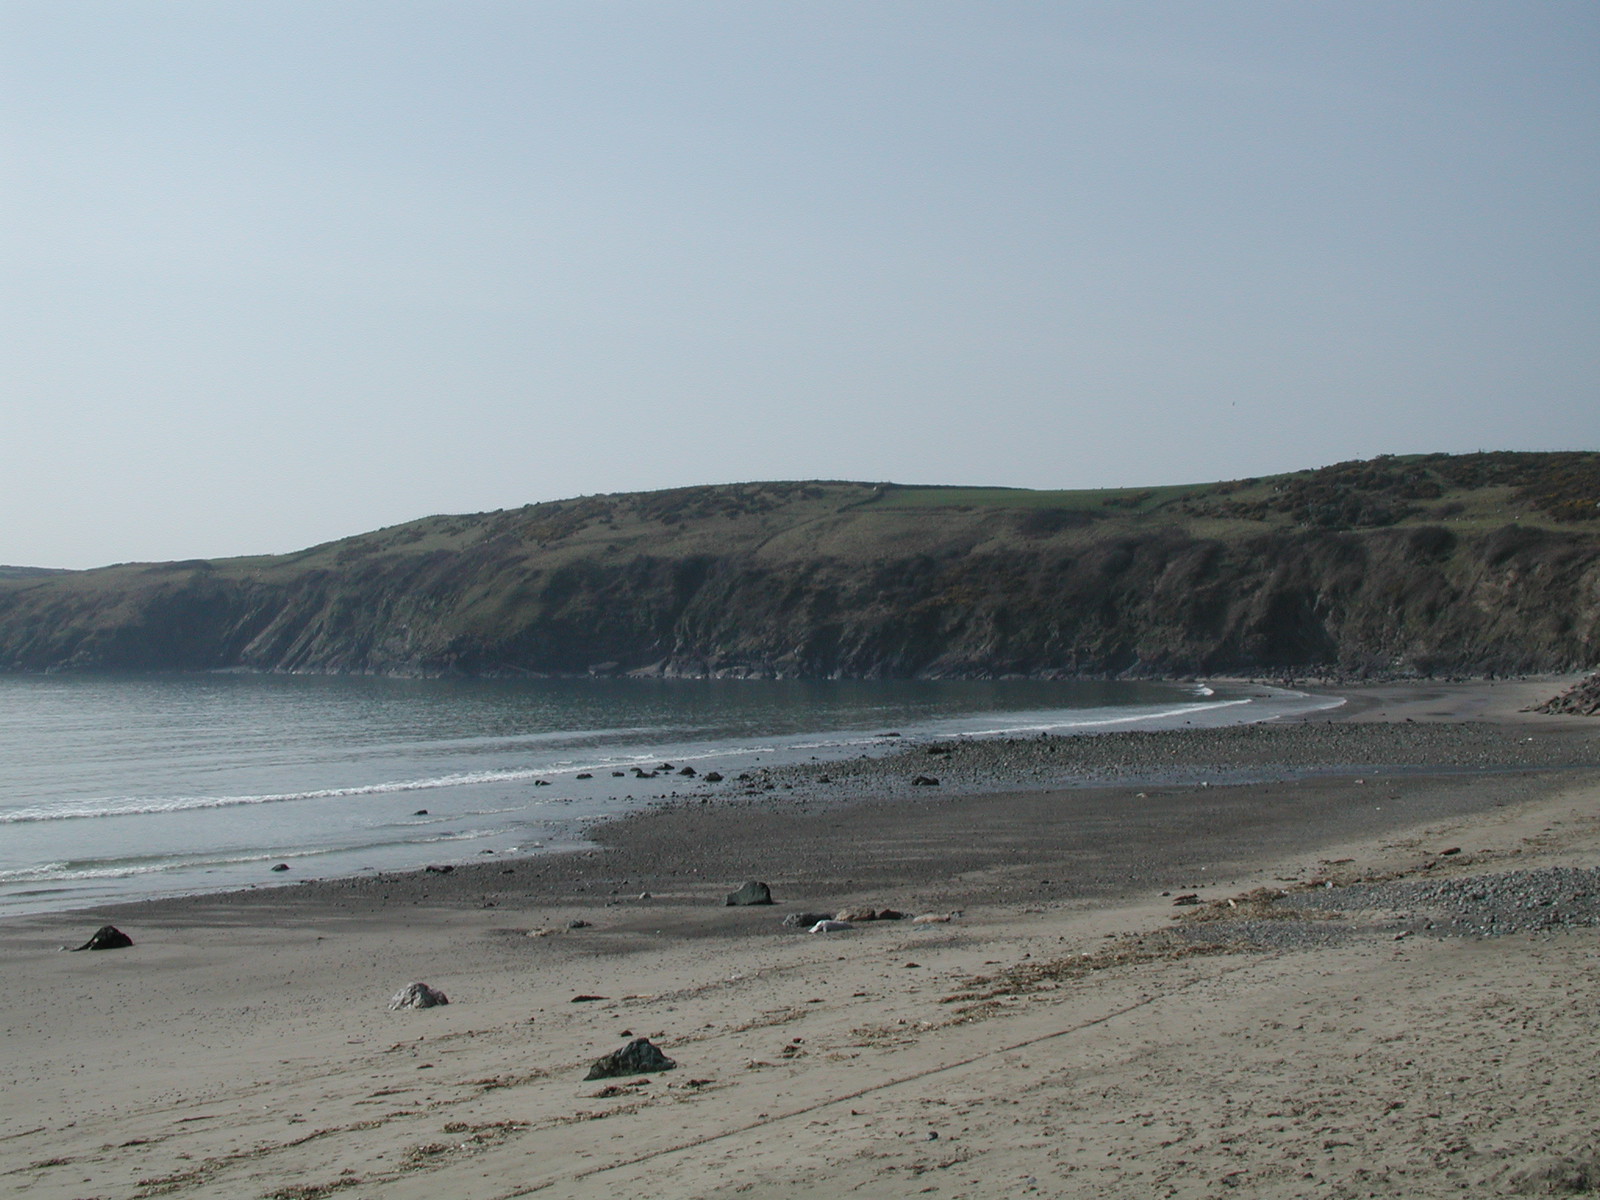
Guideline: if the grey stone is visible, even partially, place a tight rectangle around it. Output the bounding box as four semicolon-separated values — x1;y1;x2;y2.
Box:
585;1037;676;1080
725;880;774;906
389;982;449;1010
783;911;834;928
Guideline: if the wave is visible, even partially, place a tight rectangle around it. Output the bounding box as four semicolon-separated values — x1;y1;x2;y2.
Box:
0;768;562;825
949;698;1252;736
0;826;505;884
0;848;311;884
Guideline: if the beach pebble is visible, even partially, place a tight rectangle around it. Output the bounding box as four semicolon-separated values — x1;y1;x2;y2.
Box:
783;911;834;928
389;982;449;1010
725;880;774;906
808;919;853;933
836;906;907;922
72;925;133;952
585;1037;676;1081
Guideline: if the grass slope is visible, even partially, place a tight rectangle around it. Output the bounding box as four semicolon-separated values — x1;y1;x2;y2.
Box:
0;453;1596;679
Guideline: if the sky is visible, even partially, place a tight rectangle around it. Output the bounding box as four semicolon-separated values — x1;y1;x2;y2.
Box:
3;2;1596;569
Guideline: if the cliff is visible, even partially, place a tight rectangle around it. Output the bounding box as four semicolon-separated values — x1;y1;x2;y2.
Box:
1;452;1597;679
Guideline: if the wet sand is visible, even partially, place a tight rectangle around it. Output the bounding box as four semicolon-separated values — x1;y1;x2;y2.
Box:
4;678;1600;1198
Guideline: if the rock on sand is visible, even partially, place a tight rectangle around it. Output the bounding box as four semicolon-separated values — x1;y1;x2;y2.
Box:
585;1038;677;1080
389;982;449;1010
725;880;774;906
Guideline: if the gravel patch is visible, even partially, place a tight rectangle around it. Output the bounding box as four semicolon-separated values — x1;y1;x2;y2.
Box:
1284;866;1600;939
739;720;1600;804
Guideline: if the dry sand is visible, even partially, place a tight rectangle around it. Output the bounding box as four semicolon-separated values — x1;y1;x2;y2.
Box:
4;679;1600;1199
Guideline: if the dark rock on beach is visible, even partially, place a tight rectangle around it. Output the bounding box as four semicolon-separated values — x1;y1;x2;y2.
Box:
389;981;448;1010
585;1038;676;1080
73;925;133;951
725;880;774;906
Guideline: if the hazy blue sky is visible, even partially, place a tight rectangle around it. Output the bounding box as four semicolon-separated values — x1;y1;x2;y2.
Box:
4;2;1596;568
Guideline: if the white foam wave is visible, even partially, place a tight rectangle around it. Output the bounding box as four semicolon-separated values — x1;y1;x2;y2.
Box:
0;849;301;884
0;825;502;884
949;699;1251;737
0;768;556;825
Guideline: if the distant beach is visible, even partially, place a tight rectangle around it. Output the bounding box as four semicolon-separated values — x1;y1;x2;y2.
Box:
5;677;1600;1197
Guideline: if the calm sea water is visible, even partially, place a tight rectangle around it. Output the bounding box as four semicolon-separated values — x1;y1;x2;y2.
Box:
0;675;1335;914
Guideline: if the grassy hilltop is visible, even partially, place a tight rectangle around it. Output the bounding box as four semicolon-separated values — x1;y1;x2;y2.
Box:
1;451;1597;679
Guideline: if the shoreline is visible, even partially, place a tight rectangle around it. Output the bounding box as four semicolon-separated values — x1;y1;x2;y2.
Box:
5;677;1600;1198
0;675;1575;921
0;675;1328;919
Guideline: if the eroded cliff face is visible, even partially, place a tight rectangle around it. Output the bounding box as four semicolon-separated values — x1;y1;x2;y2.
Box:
1;466;1597;679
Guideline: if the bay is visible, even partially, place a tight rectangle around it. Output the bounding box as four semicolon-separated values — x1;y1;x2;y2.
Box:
0;674;1333;914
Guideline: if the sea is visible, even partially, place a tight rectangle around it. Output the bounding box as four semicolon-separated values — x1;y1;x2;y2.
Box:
0;674;1338;915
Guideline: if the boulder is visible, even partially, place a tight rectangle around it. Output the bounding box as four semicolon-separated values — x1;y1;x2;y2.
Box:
725;880;773;906
678;765;697;776
389;982;449;1010
73;925;133;952
703;771;724;783
585;1037;677;1080
782;911;834;928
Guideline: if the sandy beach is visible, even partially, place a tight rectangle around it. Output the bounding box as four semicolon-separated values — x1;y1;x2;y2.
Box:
5;678;1600;1199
